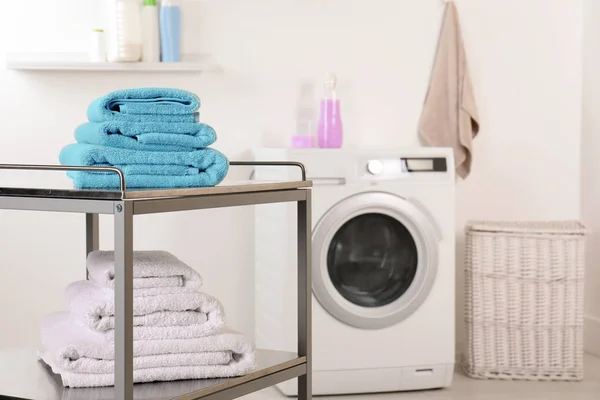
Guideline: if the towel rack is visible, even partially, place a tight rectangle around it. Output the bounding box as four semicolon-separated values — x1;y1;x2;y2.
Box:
0;162;307;199
0;163;313;400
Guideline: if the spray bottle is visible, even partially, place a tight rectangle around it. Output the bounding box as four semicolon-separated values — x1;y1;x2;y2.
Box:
317;73;343;148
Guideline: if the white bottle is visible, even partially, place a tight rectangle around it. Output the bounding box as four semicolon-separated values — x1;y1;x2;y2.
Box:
89;29;107;62
291;80;317;148
106;0;142;62
141;0;160;62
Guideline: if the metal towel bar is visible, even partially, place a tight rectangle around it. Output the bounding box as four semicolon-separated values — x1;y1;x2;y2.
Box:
0;161;308;194
231;161;307;181
0;164;126;191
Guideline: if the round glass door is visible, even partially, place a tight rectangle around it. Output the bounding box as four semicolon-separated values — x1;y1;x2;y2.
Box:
327;213;418;308
312;192;440;329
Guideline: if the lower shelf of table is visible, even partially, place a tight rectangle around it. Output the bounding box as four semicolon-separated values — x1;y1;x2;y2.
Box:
0;348;306;400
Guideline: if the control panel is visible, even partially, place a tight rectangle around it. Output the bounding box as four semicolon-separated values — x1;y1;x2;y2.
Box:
365;157;448;177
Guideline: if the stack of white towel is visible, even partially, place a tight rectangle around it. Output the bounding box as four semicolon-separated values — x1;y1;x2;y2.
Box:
38;251;256;388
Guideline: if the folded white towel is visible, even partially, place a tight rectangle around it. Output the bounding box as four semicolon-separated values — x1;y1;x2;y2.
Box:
87;250;202;290
66;280;224;334
39;312;256;388
42;363;258;388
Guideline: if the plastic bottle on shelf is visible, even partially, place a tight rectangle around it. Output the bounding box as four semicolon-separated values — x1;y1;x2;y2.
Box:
89;29;107;62
160;0;182;62
106;0;142;63
291;80;316;148
141;0;160;62
317;73;343;148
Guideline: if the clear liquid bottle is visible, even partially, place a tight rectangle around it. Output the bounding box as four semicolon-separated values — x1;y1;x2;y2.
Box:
317;73;343;148
291;80;316;148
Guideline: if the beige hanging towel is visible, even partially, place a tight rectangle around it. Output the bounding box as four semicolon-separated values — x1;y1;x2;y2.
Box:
418;2;480;179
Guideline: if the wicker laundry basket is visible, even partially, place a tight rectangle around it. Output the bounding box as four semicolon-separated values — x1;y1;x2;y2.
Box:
462;220;587;381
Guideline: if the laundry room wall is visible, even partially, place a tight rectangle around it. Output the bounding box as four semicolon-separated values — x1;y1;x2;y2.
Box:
581;0;600;357
0;0;583;356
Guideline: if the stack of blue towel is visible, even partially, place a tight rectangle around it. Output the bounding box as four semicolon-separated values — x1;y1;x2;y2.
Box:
59;88;229;189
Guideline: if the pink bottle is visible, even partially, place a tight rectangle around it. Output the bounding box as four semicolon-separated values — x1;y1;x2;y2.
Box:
317;73;343;148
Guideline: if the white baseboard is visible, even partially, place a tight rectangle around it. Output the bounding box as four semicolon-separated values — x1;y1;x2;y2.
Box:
585;315;600;356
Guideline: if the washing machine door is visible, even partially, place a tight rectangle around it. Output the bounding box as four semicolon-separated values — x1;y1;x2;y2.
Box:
312;191;441;330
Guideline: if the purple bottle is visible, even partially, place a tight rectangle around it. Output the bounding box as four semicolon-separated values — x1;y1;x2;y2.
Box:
317;73;343;148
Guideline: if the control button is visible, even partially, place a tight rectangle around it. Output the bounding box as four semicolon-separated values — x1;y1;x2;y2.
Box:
367;160;384;175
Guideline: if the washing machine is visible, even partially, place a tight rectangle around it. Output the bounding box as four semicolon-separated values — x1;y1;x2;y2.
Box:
252;147;455;396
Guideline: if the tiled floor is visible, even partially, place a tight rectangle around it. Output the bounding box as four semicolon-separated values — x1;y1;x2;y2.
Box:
243;354;600;400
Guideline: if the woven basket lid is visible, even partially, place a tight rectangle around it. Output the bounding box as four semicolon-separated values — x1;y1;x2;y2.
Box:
466;220;587;235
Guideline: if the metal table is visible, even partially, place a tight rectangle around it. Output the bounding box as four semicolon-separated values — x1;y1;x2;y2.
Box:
0;162;312;400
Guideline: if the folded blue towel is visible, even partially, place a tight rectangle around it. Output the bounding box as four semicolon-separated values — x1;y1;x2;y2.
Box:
65;172;227;189
87;88;200;123
94;164;200;176
75;122;217;152
60;143;225;169
59;143;229;189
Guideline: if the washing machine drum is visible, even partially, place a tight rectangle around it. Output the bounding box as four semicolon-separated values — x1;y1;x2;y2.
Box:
312;192;441;330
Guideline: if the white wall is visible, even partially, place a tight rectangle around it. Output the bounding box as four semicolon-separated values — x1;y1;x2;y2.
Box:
582;0;600;357
0;0;583;355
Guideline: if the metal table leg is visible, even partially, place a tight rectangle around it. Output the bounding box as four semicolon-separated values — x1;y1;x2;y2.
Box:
297;192;312;400
86;213;99;279
114;201;134;400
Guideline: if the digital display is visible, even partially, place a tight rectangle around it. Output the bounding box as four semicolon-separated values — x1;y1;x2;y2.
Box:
405;159;434;171
402;158;447;173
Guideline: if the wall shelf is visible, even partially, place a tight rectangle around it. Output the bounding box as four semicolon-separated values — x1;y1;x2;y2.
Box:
6;52;222;73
